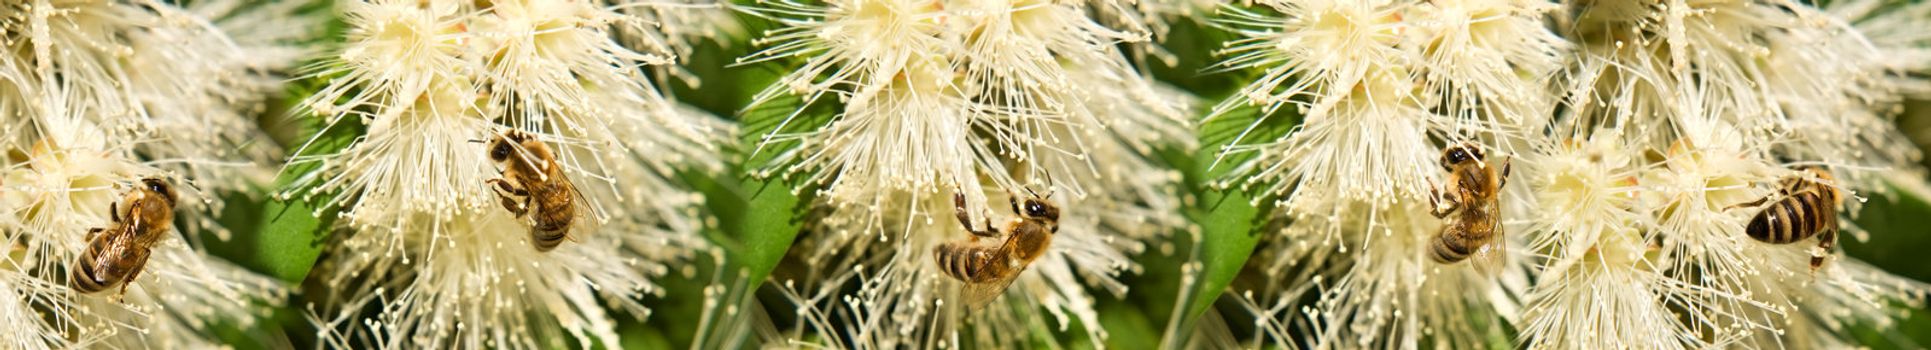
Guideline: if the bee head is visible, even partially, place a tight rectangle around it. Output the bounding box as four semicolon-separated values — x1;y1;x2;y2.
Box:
1794;165;1831;178
1020;198;1059;222
487;135;515;163
1792;165;1838;187
1441;144;1485;170
140;177;176;204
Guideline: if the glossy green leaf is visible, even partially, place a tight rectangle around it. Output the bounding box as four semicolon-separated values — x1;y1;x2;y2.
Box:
1161;99;1299;348
1846;178;1931;282
1841;178;1931;348
209;112;359;285
688;45;830;346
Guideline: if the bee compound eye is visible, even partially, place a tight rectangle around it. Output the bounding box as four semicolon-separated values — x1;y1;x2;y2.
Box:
144;179;168;194
492;144;512;160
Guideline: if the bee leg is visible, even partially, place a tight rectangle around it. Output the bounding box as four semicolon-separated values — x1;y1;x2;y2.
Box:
1430;201;1459;219
487;179;530;217
952;192;972;228
954;193;999;237
487;179;517;195
1724;196;1772;211
1810;228;1838;271
86;228;103;241
504;196;528;217
1428;187;1459;219
109;202;120;223
117;253;151;303
519;196;537;218
1499;157;1513;188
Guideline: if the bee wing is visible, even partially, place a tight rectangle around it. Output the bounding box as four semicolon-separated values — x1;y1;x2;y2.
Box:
959;258;1028;311
1468;221;1508;277
563;176;608;240
87;228;129;277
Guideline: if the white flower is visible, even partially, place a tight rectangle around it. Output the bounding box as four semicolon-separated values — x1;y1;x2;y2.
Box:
741;0;1192;346
1210;0;1439;242
1208;0;1562;220
1769;259;1930;348
1521;132;1646;264
309;209;673;349
740;0;998;209
300;0;470;124
471;0;673;130
1210;2;1567;345
5;0;321;239
0;0;313;347
290;78;497;231
1410;0;1565;134
1530;0;1931;346
1520;229;1707;349
1517;131;1756;348
2;115;289;348
291;0;734;348
0;269;67;350
1235;201;1523;349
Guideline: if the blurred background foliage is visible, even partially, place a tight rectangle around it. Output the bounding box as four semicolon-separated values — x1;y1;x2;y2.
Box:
187;2;1931;349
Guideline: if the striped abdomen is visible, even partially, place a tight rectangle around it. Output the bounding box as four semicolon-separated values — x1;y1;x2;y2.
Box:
933;242;1007;283
1744;187;1837;244
1430;229;1474;263
527;163;576;252
1431;202;1500;264
71;246;122;293
72;228;154;294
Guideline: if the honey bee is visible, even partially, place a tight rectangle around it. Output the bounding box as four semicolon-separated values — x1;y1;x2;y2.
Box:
483;129;581;252
1729;166;1842;271
1428;143;1511;265
933;189;1059;309
73;177;178;299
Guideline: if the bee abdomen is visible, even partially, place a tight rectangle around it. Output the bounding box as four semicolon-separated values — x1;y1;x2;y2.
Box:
1430;234;1472;263
70;254;116;293
933;243;997;283
531;226;568;252
528;184;576;252
1746;192;1826;244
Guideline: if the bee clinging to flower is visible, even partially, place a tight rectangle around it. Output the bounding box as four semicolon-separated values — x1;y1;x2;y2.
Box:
482;128;583;252
72;177;178;300
1728;166;1844;271
933;189;1061;310
1429;143;1511;266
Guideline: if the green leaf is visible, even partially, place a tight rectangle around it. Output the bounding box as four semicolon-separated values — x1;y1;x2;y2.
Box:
252;188;334;283
1840;177;1931;349
688;156;813;349
1161;100;1299;348
225;107;361;283
689;52;831;347
1846;178;1931;282
1162;185;1263;349
1100;298;1163;350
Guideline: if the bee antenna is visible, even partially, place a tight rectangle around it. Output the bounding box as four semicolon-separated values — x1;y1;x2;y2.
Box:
1033;171;1056;199
1024;186;1040;199
467;139;486;143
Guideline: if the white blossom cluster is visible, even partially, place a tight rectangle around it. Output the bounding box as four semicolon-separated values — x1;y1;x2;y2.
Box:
737;0;1196;346
285;0;734;348
0;0;318;348
1213;0;1931;348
